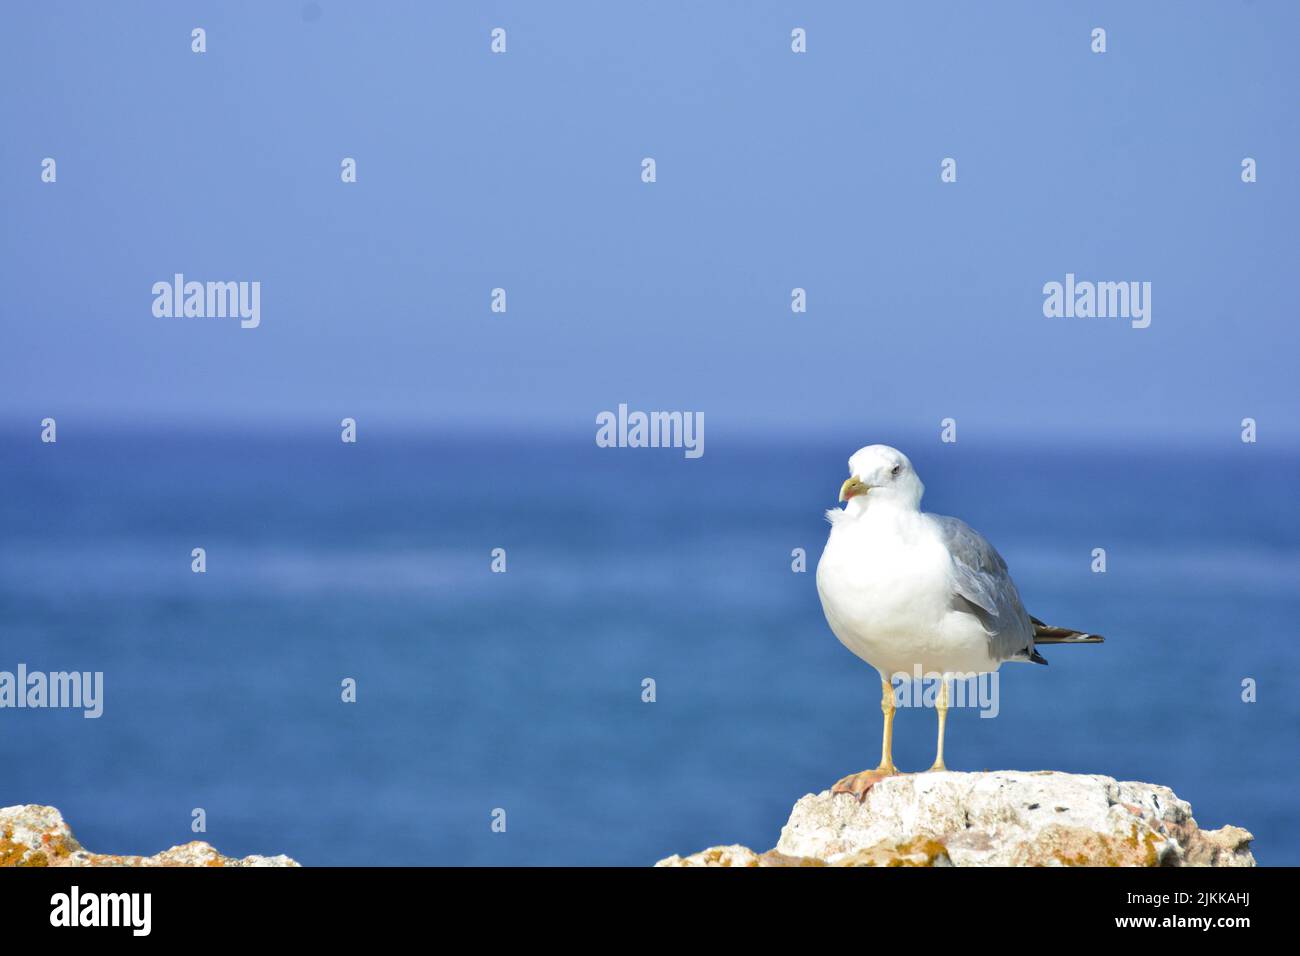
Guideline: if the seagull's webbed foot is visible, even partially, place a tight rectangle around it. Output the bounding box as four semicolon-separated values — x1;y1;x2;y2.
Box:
831;765;900;801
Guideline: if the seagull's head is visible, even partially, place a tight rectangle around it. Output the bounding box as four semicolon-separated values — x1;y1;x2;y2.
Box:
838;445;924;512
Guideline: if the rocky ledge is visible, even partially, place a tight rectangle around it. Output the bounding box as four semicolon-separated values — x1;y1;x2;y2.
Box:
656;771;1255;867
1;805;299;867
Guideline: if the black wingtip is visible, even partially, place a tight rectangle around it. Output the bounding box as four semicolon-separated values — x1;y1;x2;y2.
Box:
1029;649;1049;665
1031;617;1105;644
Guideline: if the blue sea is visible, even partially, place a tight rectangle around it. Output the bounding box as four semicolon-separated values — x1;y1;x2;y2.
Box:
1;427;1296;865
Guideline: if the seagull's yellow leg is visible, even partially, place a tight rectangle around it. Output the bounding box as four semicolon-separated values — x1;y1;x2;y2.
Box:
928;678;949;772
832;678;900;800
877;677;898;773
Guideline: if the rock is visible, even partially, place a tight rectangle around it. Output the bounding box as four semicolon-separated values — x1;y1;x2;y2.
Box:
654;844;813;867
656;771;1255;867
655;839;950;867
0;805;299;867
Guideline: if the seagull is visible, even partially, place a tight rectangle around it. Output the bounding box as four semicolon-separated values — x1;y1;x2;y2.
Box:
815;444;1103;798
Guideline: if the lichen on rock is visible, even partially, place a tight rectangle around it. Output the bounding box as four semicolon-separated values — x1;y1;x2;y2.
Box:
656;771;1255;868
0;805;299;867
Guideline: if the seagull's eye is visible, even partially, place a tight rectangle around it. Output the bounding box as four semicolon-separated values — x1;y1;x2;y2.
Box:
890;464;902;477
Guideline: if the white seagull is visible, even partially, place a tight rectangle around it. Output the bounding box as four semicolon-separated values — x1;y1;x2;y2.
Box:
816;444;1103;798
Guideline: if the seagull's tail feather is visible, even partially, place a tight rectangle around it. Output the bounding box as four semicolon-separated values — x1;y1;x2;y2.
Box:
1030;615;1104;644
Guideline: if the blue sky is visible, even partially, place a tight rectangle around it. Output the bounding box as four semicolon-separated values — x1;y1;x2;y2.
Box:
2;1;1296;442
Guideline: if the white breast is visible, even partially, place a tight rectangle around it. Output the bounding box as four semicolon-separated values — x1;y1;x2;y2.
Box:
816;508;999;677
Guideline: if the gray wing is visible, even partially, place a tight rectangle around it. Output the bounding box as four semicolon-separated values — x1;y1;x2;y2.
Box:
930;514;1035;663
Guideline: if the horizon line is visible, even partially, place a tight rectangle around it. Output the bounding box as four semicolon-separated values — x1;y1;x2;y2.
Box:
1;415;1294;452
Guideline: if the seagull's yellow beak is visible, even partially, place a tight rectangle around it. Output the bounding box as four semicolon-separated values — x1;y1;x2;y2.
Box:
839;477;869;502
